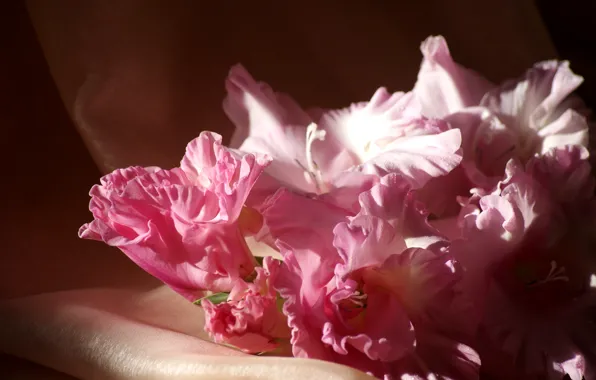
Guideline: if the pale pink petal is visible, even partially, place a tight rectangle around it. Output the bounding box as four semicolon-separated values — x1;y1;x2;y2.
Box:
480;60;589;157
333;216;404;277
358;127;462;189
555;354;586;380
539;109;590;153
318;88;463;189
221;64;321;193
223;64;311;148
414;35;494;118
317;88;421;166
319;171;379;214
482;60;584;128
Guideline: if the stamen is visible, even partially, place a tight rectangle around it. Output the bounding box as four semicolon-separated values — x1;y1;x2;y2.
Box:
302;123;328;193
530;260;570;287
349;292;368;308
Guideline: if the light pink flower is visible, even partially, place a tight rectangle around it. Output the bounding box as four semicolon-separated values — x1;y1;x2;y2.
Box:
453;147;596;379
263;174;479;379
223;65;462;205
79;132;270;300
223;64;326;195
202;256;290;354
412;36;589;219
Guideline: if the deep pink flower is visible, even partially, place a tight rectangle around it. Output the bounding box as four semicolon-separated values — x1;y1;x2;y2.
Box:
262;174;479;379
453;147;596;379
79;132;270;300
224;65;462;206
202;256;290;354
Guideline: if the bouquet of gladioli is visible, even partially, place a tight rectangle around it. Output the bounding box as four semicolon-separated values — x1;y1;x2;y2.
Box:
79;36;596;380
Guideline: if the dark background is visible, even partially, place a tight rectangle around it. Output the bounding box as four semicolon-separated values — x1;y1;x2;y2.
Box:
538;0;596;110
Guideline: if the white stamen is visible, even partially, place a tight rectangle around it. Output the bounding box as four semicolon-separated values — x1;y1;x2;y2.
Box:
348;292;368;308
303;123;328;193
590;274;596;288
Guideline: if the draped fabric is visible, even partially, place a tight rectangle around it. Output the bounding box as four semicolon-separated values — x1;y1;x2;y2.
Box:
0;1;562;378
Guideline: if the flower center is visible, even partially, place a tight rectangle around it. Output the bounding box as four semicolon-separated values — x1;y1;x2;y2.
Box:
337;290;368;320
325;281;370;331
493;235;586;314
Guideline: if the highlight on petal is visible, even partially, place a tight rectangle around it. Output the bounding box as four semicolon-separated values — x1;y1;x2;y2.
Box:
316;87;463;189
358;125;463;189
318;87;421;165
481;60;589;158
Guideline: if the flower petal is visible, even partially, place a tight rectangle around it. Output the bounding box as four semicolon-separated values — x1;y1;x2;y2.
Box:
358;126;463;189
181;131;271;221
221;64;320;193
414;35;494;118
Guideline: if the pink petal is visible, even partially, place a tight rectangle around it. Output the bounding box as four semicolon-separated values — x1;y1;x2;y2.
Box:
539;109;589;153
482;60;584;128
555;354;586;380
80;151;267;298
527;145;594;203
222;64;321;194
317;88;421;166
202;264;289;354
180;131;271;221
321;291;415;362
414;35;494;118
273;246;331;360
260;189;349;294
357;174;447;249
481;60;589;156
333;215;404;276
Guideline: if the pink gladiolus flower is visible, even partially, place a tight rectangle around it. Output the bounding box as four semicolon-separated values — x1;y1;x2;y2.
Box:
263;174;479;379
454;146;596;379
223;65;462;205
412;36;589;219
202;256;290;354
79;132;271;300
